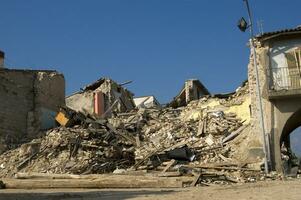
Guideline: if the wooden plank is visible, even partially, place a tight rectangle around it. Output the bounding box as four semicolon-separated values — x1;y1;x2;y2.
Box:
135;135;141;147
222;125;248;143
15;173;158;180
157;171;182;177
191;173;202;186
161;159;176;173
15;172;191;179
3;176;193;189
101;99;119;118
106;123;136;144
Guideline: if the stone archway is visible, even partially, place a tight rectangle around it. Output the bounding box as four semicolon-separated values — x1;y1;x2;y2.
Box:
266;97;301;173
281;108;301;145
279;108;301;174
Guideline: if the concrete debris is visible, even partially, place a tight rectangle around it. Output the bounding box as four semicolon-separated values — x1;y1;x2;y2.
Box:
281;142;300;177
0;119;136;177
0;81;283;187
205;134;215;146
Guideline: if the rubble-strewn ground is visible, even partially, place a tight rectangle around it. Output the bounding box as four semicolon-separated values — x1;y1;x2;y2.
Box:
0;179;301;200
0;83;281;185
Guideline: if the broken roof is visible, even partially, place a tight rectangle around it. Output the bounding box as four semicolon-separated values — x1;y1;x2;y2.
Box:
175;79;210;98
67;77;135;99
255;26;301;42
83;78;106;91
168;79;210;108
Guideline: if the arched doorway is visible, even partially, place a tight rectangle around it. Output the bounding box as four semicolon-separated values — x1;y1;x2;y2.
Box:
290;127;301;157
280;109;301;175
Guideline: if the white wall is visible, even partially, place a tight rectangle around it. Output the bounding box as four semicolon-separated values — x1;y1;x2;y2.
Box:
270;38;301;90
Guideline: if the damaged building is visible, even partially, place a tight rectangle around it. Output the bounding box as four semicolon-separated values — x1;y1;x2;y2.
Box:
248;26;301;174
66;78;135;118
0;51;65;153
3;26;301;190
169;79;210;108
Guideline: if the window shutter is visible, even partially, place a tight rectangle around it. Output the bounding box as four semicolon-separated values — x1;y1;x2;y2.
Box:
285;51;301;89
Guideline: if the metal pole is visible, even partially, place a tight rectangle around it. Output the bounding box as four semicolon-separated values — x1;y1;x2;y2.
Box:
243;0;269;174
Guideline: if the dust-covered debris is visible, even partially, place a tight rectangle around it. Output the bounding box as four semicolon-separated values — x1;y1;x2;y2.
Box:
0;120;136;177
0;82;280;186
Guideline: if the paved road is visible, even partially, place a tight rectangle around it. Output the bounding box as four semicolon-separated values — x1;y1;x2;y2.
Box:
0;179;300;200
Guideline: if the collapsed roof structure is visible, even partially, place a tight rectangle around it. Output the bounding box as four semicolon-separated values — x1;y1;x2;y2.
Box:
169;79;210;108
66;78;135;118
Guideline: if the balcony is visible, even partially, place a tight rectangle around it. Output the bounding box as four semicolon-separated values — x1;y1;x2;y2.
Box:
268;67;301;99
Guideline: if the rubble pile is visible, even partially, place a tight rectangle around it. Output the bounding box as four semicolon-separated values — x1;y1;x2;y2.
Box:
0;82;268;185
108;83;266;184
110;108;244;167
0;120;136;177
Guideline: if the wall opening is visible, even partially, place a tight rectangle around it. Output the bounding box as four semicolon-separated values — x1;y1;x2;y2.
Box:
280;109;301;176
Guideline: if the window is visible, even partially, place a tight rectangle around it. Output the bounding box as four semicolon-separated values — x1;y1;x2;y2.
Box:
284;49;301;89
271;47;301;91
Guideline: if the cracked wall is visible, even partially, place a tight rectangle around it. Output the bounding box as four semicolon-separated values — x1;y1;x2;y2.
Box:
0;69;65;152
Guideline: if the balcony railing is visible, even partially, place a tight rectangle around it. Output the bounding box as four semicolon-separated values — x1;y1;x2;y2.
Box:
269;67;301;91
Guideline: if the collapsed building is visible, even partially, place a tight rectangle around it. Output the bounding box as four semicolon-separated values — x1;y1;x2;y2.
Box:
0;80;267;186
0;51;65;153
2;26;301;189
66;78;135;118
169;79;210;108
0;52;268;186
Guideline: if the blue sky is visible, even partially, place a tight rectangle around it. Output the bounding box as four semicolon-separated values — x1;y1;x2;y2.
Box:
1;0;301;103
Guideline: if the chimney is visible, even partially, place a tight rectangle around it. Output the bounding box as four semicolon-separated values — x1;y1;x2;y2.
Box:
0;50;4;68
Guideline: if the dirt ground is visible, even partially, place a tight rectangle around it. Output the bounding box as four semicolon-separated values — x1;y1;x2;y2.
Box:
0;179;300;200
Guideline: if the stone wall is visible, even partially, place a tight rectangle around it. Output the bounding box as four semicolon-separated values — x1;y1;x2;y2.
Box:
247;40;270;162
0;69;65;152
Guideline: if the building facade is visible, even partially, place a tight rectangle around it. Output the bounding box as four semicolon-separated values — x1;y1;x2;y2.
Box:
248;27;301;172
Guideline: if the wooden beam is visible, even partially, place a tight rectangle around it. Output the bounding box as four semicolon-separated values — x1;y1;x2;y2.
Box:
3;176;193;189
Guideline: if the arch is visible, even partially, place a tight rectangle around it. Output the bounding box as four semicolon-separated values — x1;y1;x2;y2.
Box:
280;108;301;147
278;108;301;174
